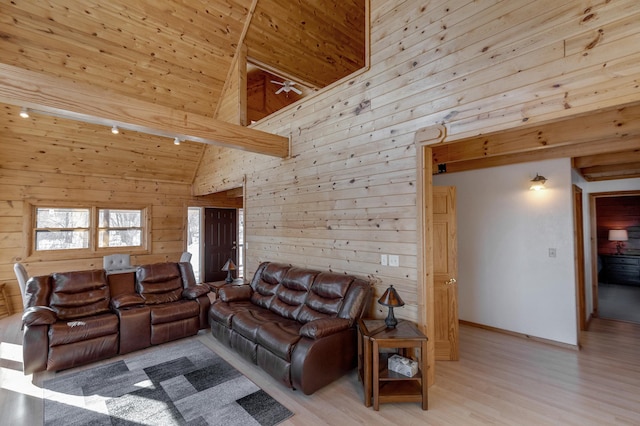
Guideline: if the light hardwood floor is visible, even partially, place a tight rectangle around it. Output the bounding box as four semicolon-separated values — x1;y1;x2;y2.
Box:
1;313;639;425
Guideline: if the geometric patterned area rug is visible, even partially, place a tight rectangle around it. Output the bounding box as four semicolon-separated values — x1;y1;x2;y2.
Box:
43;339;293;426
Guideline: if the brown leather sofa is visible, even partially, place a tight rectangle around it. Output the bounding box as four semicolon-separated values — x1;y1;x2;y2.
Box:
209;262;372;395
21;261;210;374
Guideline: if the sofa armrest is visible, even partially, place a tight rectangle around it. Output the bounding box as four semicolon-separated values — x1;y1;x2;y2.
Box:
110;294;145;309
218;285;252;302
182;285;210;299
299;317;351;339
22;306;57;326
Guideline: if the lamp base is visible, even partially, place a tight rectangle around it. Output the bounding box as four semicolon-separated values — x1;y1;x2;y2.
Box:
385;307;398;328
225;270;233;284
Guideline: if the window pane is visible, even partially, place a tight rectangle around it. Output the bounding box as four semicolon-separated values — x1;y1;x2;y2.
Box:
35;230;89;250
99;209;141;227
36;208;89;228
98;229;141;247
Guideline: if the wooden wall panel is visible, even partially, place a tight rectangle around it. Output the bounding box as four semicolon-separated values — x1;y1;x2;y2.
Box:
0;168;192;313
194;0;640;326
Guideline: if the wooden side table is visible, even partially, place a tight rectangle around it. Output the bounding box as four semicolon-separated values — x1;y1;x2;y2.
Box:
358;319;428;410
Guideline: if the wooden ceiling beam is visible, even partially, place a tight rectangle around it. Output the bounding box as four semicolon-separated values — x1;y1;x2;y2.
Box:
0;63;289;158
439;136;640;174
573;149;640;169
579;163;640;182
432;101;640;167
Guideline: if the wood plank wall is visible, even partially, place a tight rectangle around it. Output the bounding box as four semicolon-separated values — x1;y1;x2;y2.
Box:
194;0;640;323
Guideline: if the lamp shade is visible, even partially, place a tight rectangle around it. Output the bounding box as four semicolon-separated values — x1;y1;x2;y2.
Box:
608;229;628;241
221;258;237;271
378;285;405;308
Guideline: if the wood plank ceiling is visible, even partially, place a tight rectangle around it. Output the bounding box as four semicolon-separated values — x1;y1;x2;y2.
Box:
0;0;365;184
0;0;636;183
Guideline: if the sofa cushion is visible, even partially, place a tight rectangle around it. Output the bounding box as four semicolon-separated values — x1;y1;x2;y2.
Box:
50;270;111;320
25;275;52;308
48;313;118;346
297;273;354;323
149;300;199;325
232;308;285;341
209;300;251;326
256;320;302;361
250;263;290;309
269;267;317;320
136;263;183;304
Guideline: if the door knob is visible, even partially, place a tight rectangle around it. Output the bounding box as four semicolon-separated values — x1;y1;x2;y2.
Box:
445;278;457;285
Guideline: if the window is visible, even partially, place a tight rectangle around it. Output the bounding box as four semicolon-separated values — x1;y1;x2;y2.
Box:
32;205;147;253
35;208;90;251
98;209;142;248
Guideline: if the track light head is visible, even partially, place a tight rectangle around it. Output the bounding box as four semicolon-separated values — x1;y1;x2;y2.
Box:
20;107;30;119
111;125;119;134
174;137;181;145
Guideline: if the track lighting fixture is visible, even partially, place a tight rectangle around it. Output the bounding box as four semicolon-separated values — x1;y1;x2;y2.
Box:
174;137;181;145
111;125;119;134
19;107;30;118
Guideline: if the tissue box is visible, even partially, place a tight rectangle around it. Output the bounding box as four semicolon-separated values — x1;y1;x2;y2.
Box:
388;354;418;377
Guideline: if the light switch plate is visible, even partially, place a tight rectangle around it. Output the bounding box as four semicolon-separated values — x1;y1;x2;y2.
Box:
381;254;388;266
389;255;399;267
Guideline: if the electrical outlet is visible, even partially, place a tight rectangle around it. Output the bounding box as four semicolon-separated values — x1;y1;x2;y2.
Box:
549;248;556;258
381;254;388;266
389;255;399;267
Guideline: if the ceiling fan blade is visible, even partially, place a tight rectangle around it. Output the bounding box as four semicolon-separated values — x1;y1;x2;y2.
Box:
291;87;302;95
271;80;285;86
275;87;285;94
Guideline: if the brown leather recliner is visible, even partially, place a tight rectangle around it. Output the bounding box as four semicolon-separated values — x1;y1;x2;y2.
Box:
134;262;207;345
22;270;119;374
209;262;372;395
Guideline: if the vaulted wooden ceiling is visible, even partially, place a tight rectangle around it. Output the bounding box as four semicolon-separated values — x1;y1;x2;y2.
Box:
0;0;365;184
0;0;637;184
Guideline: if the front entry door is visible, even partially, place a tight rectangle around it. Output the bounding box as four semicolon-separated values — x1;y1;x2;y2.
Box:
433;186;459;360
203;208;237;282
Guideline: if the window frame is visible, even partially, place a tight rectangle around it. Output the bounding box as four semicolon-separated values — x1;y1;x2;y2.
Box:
26;201;151;260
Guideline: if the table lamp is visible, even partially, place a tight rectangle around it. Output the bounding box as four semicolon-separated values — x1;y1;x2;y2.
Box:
608;229;628;255
378;285;405;328
221;258;236;283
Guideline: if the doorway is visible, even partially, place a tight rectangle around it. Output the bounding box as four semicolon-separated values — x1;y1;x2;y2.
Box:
203;208;238;282
591;192;640;324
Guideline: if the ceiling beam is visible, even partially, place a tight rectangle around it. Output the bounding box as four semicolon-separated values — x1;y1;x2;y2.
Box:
0;63;289;158
432;101;640;170
573;149;640;169
439;136;640;174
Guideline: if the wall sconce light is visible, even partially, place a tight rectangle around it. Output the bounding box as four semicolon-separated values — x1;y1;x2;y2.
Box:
378;285;405;328
529;173;547;191
111;125;119;134
221;258;237;283
174;137;181;145
608;229;628;255
19;107;30;119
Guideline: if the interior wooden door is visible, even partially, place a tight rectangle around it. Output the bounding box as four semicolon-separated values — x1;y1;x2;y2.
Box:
203;208;237;282
433;186;459;361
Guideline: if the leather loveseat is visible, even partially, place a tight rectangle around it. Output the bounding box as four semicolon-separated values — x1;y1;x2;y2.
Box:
209;262;372;395
21;261;210;374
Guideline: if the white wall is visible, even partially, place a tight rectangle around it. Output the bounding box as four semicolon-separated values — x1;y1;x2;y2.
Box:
434;158;578;345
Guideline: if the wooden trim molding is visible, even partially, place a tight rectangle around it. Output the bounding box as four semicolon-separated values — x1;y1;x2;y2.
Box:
460;320;580;351
414;124;447;387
